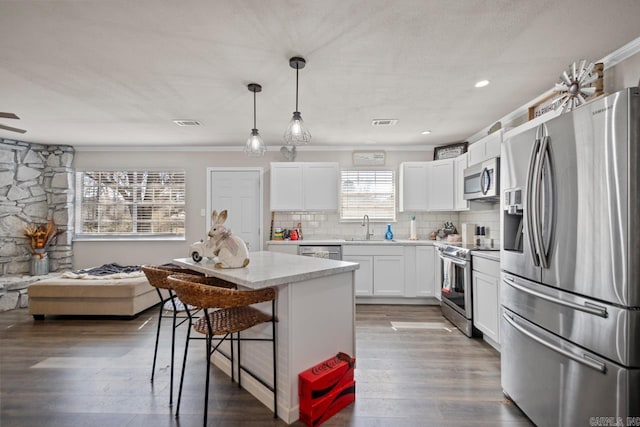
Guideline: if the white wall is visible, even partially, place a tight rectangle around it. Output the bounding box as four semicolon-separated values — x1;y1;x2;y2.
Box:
72;147;444;268
72;49;640;268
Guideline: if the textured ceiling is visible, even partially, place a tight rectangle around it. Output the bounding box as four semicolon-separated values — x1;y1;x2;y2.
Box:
1;0;639;148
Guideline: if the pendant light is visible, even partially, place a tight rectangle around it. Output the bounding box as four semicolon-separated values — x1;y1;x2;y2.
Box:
244;83;266;157
284;56;311;145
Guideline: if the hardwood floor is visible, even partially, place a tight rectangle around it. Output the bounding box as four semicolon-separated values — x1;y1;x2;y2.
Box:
0;304;532;426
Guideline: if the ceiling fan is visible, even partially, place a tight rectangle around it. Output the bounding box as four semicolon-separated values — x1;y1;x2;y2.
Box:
0;112;27;134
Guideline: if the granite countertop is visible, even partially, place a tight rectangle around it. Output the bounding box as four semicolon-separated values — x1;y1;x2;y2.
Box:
173;251;359;289
267;239;437;246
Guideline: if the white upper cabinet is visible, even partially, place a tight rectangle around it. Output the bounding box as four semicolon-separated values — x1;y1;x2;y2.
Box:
270;162;338;211
303;163;339;211
270;163;303;211
399;162;429;211
468;130;503;166
453;153;469;211
428;159;454;211
399;159;453;212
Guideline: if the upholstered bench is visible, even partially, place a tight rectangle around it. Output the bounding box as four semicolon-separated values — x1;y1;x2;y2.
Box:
28;274;163;319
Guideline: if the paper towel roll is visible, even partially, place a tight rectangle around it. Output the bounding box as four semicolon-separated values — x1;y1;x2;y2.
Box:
410;219;417;240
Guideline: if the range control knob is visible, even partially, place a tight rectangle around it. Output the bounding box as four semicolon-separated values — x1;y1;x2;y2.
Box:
456;250;466;258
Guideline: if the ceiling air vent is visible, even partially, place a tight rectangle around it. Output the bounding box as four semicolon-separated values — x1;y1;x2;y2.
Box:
371;119;398;127
173;120;201;126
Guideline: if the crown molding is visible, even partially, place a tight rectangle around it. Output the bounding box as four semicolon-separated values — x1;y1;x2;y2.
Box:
73;144;436;152
466;35;640;144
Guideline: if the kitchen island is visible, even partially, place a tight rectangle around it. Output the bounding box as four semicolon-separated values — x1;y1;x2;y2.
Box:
173;251;358;424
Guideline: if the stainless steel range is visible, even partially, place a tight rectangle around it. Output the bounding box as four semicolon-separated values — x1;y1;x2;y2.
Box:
437;242;499;337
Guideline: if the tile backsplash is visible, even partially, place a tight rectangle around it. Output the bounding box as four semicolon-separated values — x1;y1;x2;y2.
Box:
272;204;500;243
271;211;460;241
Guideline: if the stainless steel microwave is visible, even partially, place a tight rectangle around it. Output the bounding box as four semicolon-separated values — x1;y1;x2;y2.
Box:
463;157;500;201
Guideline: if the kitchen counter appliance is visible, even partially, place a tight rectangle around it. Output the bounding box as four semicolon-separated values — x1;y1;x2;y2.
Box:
437;242;499;337
463;157;500;201
500;87;640;425
298;245;342;260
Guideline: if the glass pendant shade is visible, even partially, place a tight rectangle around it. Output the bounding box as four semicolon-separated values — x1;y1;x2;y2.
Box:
284;56;311;145
284;111;311;145
245;128;266;156
245;83;266;156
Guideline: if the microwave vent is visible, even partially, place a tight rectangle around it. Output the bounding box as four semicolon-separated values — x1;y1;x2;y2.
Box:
173;120;201;126
371;119;398;127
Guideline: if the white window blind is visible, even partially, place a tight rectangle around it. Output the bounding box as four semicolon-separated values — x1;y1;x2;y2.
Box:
340;170;396;221
75;170;186;238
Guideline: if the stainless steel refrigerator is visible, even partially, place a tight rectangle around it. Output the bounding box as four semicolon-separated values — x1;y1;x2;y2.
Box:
500;87;640;426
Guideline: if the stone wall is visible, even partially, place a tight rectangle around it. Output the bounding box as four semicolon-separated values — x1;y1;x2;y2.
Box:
0;139;74;276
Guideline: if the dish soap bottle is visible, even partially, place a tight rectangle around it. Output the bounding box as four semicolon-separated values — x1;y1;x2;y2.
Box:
385;224;394;240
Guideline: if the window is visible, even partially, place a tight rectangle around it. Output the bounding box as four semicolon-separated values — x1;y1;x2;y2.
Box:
75;170;186;239
340;170;396;221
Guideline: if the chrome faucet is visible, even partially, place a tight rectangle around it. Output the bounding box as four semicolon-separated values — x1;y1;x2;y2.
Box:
362;214;372;240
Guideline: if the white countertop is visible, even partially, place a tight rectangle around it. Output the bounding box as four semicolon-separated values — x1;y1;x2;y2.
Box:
471;251;501;262
267;239;437;246
173;251;359;289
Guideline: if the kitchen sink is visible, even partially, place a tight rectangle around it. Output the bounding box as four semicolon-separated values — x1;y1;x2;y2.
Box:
348;238;395;242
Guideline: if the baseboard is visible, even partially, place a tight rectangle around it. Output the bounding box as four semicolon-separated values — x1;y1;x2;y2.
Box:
355;297;439;305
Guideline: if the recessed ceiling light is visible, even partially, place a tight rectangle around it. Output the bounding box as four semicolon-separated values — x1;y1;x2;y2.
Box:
173;120;201;126
421;130;432;135
475;80;490;88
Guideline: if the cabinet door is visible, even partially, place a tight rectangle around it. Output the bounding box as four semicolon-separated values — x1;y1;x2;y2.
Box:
399;162;429;211
428;159;454;211
434;249;442;301
467;140;485;166
373;255;404;296
453;154;469;211
270;163;303;210
484;130;502;159
343;255;373;296
472;270;500;343
303;163;338;211
415;246;435;297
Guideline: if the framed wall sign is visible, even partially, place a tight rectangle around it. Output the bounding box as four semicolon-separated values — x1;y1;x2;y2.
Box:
433;142;468;160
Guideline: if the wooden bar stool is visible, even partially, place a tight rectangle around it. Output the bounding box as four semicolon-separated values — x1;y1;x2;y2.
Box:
141;265;234;405
168;273;278;426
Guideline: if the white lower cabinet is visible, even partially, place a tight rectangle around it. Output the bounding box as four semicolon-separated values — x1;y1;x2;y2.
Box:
342;246;405;297
415;246;436;297
472;256;500;346
343;255;374;296
373;255;404;296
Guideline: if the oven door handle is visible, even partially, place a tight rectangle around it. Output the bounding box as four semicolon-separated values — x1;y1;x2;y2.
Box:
438;253;467;266
502;312;607;373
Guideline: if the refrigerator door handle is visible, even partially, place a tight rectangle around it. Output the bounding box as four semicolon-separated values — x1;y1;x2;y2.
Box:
503;276;608;318
533;135;549;268
540;138;555;258
502;312;607;373
526;138;541;266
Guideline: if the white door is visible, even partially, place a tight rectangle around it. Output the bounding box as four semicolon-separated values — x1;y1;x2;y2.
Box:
428;159;454;210
415;246;435;297
373;255;405;296
208;168;262;251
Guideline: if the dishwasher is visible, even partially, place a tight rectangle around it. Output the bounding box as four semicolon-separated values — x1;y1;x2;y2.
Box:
298;245;342;260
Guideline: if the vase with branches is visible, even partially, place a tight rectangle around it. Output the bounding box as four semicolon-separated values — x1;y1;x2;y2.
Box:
23;221;63;275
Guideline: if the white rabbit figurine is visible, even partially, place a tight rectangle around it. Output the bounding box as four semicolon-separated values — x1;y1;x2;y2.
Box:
208;210;250;269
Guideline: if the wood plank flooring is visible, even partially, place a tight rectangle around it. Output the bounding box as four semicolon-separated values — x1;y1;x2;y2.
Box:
0;304;532;426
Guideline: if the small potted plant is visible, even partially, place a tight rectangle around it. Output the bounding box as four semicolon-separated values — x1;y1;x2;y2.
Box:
23;220;63;275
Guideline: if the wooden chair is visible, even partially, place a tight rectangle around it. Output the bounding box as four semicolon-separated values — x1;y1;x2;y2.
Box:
140;265;235;405
168;273;277;426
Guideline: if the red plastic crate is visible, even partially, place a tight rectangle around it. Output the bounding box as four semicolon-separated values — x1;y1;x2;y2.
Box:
299;380;356;427
298;352;355;405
